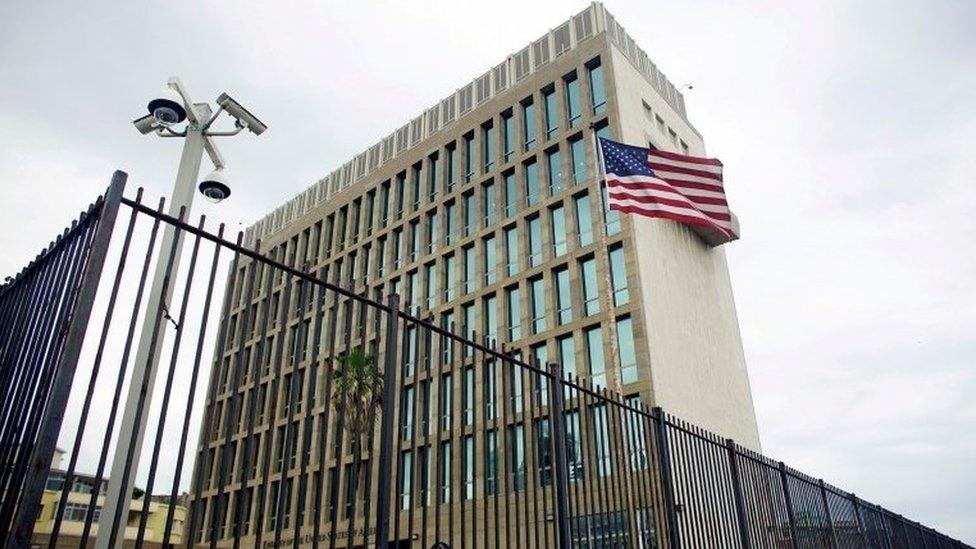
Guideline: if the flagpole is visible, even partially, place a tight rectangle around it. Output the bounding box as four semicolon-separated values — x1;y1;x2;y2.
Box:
589;125;621;391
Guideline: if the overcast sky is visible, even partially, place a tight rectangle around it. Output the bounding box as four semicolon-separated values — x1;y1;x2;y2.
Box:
1;0;974;541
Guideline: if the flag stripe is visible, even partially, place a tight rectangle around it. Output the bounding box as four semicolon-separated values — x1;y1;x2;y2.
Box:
609;201;734;238
607;178;729;205
647;162;724;181
647;155;724;175
647;148;723;167
608;189;732;221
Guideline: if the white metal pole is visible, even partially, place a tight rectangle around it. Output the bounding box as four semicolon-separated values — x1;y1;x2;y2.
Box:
95;103;211;549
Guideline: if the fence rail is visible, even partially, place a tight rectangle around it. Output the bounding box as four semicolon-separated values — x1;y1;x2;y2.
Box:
0;172;970;548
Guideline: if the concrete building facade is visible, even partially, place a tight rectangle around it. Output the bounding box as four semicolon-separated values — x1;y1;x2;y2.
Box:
194;3;759;546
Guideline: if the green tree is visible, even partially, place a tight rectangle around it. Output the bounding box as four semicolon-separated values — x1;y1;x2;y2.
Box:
332;347;382;437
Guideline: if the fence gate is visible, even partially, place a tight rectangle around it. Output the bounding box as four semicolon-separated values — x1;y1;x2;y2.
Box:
1;171;970;549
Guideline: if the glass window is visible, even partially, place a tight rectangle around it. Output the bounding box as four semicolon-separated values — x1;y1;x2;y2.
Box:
485;430;498;495
399;450;413;509
522;100;536;151
484;236;496;285
551;205;567;257
609;247;629;306
463;367;474;425
535;418;552;486
410;221;420;262
566;411;583;481
593;404;611;476
503;112;516;162
585;326;606;388
427;211;439;254
617;316;638;384
463;193;475;236
441;311;455;364
505;227;519;277
483;122;495;172
463;246;476;292
400;386;415;440
555;267;572;325
547;148;563;195
411;164;422;210
393;230;403;269
544;88;558;139
509;423;526;491
575;194;594;247
485;360;497;420
510;364;523;414
426;263;437;310
558;334;576;398
428;154;439;201
528;217;542;267
524;160;539;207
506;286;521;342
440;440;452;503
483;182;496;226
581;257;600;316
463;303;476;356
483;294;497;341
464;134;476;182
377;237;387;277
571;138;586;185
566;73;582;127
446;144;456;191
503;172;517;217
443;254;456;302
463;435;475;500
533;343;549;405
440;373;452;430
445;202;457;245
625;395;648;471
361;245;371;284
530;277;546;334
588;61;606;115
405;325;417;376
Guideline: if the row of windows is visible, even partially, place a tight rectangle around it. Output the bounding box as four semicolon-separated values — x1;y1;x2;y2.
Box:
231;58;609;312
222;179;627;359
198;392;652;539
394;395;648;510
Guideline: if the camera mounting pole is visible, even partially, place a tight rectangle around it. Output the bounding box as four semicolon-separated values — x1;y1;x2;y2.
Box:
95;100;211;549
96;77;266;549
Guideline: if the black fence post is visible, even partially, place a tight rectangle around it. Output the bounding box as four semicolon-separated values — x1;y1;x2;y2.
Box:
373;293;400;548
548;363;572;549
877;505;894;549
818;479;838;548
725;438;752;549
652;407;680;549
8;171;126;548
849;494;868;547
779;461;800;549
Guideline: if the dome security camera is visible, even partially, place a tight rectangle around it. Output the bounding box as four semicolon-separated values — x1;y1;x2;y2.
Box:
198;168;231;203
147;87;187;126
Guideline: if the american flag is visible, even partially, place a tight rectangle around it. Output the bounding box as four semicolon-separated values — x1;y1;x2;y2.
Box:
598;137;738;244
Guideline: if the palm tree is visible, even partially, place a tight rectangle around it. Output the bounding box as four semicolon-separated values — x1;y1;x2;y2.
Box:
332;346;383;437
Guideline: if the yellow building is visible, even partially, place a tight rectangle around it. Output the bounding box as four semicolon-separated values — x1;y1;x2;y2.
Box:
31;449;188;548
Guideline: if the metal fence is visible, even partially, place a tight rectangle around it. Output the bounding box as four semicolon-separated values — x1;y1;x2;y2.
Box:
0;172;971;548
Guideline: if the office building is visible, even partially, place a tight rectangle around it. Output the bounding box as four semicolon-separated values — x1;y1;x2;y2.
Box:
194;3;759;546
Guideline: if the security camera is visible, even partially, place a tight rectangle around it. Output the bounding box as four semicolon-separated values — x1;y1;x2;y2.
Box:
132;114;158;135
148;87;187;126
198;168;231;203
216;93;267;135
